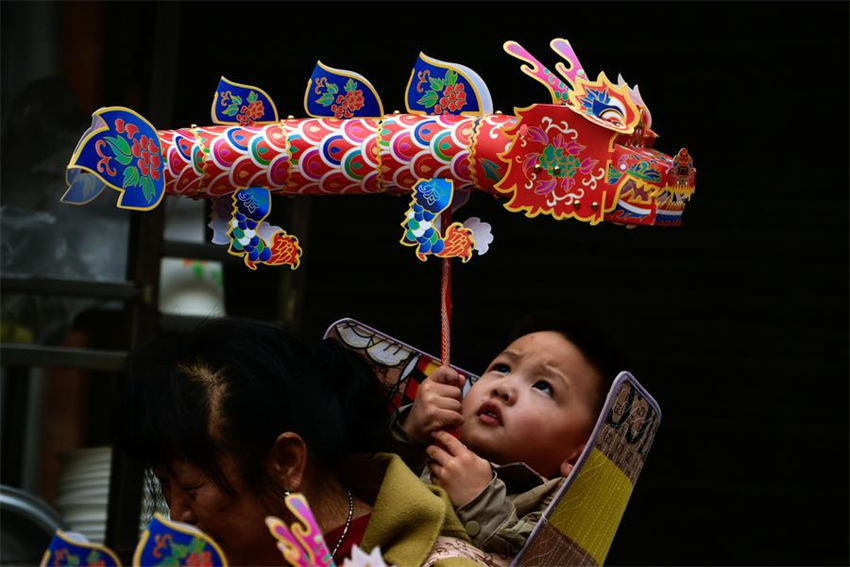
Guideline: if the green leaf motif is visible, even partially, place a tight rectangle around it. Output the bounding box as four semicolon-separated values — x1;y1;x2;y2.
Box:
429;78;445;92
161;557;180;567
223;104;239;117
247;90;258;103
170;542;190;560
231;95;243;105
444;70;458;86
123;166;141;188
105;136;132;164
417;92;439;108
327;82;339;94
87;550;102;564
67;554;81;567
114;151;133;166
189;538;207;554
480;158;503;182
345;78;357;93
316;93;335;107
142;176;155;202
106;134;131;155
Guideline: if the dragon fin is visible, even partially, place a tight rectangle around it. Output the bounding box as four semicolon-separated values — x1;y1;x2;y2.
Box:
461;217;493;256
134;513;227;567
405;53;492;116
62;167;107;206
208;197;232;246
65;107;164;211
43;530;121;567
226;188;301;270
304;62;384;119
400;178;475;262
211;77;279;126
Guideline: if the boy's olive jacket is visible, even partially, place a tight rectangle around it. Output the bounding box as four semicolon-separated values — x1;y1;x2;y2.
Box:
388;408;565;556
344;452;488;567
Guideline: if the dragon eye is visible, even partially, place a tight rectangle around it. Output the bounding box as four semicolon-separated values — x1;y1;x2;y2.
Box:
599;108;625;127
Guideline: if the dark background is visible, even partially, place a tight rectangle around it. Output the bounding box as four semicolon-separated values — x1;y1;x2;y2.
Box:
2;1;848;565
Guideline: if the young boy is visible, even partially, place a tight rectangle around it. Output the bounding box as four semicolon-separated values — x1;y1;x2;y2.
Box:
390;314;626;556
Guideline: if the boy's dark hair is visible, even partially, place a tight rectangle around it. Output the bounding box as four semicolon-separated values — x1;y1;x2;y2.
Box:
508;311;631;417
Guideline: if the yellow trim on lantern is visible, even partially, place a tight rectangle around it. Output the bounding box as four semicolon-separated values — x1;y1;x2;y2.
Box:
548;448;633;566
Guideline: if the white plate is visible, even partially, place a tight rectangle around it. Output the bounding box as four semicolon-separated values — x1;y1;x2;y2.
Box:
77;533;106;544
59;454;112;467
59;508;108;523
61;459;112;471
71;528;106;542
58;504;107;515
60;454;111;464
55;496;109;508
57;480;111;493
58;464;112;476
56;484;109;497
57;471;111;484
68;521;105;532
59;462;112;475
56;481;109;498
58;447;112;460
55;490;109;507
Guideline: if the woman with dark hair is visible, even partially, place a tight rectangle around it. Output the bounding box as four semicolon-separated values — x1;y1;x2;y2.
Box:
114;317;480;566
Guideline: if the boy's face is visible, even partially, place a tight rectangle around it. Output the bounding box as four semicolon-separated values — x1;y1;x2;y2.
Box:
459;331;601;478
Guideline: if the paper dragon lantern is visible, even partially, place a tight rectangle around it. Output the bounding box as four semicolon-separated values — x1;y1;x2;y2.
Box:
63;39;697;271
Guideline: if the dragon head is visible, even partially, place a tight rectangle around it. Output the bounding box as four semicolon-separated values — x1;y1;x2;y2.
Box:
497;39;696;227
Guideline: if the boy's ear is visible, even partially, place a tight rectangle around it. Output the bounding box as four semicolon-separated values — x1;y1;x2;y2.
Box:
558;443;586;478
269;431;308;492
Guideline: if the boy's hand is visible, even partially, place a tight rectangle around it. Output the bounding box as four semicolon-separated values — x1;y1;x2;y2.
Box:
427;430;492;507
400;366;466;442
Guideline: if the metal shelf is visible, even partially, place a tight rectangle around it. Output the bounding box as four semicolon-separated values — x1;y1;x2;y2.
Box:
163;241;243;265
1;277;138;301
0;344;128;371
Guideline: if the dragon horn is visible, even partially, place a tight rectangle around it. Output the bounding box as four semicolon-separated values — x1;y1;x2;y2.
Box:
549;38;587;90
503;40;570;105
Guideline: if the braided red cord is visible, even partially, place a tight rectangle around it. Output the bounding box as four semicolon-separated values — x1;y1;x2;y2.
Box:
440;211;452;366
441;256;452;366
